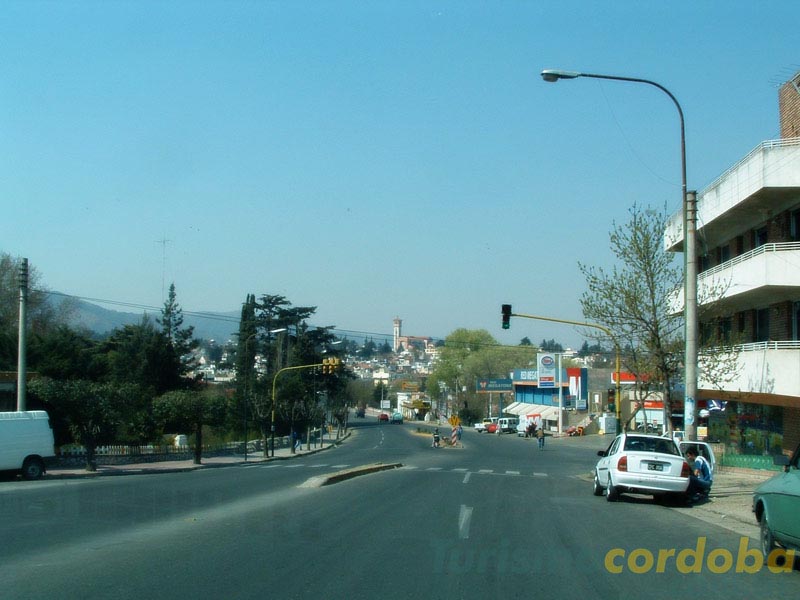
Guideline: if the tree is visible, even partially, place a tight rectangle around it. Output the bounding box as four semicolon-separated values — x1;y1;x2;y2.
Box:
0;253;75;369
158;282;197;363
427;329;536;418
577;203;738;427
154;389;227;465
539;339;564;353
100;317;184;394
30;378;134;471
30;325;102;381
579;205;683;417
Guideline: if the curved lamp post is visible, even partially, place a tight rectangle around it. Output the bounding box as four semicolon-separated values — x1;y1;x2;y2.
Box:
540;69;697;440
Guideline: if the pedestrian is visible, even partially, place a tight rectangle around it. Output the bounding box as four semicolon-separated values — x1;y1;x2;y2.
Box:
293;430;302;452
456;424;463;447
432;427;441;448
537;426;545;450
685;447;712;502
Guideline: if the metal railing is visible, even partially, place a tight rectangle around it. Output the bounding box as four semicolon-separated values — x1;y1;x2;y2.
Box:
699;241;800;279
697;137;800;199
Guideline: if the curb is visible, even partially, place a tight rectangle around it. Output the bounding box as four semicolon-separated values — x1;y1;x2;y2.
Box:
299;463;403;488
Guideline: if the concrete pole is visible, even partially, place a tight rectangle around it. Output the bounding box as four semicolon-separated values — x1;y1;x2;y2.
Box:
17;258;28;412
684;191;699;440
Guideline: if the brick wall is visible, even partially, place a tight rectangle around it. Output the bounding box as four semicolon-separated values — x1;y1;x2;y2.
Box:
783;406;800;454
779;72;800;139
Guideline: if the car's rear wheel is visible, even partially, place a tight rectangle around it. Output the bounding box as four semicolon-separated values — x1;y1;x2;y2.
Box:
592;473;603;496
606;475;619;502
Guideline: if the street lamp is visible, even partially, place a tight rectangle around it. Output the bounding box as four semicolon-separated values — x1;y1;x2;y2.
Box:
540;68;698;440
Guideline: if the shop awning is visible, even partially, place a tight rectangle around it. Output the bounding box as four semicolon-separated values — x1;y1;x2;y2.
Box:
503;402;560;422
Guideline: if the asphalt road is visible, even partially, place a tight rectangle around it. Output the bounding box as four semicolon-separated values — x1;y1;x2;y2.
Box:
1;421;796;599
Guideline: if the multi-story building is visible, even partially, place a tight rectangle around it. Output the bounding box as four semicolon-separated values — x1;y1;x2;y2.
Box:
665;71;800;455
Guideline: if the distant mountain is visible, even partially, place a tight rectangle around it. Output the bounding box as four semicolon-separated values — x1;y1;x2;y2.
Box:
54;295;241;343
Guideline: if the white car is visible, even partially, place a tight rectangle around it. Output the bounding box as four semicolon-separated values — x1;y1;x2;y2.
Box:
593;433;690;502
474;418;496;433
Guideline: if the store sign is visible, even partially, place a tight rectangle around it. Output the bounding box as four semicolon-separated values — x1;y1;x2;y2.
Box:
538;353;556;388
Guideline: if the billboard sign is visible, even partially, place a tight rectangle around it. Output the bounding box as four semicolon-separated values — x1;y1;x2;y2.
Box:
537;353;556;388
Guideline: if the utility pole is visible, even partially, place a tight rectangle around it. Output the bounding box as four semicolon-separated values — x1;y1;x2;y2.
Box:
17;258;28;412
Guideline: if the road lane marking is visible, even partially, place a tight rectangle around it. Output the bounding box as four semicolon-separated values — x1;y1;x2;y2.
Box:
533;472;548;477
452;468;468;472
478;469;493;474
426;467;443;471
506;470;520;476
458;505;473;539
463;472;472;484
309;464;328;468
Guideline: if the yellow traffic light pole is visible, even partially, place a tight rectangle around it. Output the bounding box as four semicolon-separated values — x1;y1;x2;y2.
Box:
270;358;341;457
504;309;622;435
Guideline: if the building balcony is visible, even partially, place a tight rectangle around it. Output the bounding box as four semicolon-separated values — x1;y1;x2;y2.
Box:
700;341;800;402
665;138;800;252
668;242;800;313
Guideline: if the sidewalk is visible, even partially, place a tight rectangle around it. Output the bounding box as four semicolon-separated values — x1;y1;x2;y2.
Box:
44;435;350;479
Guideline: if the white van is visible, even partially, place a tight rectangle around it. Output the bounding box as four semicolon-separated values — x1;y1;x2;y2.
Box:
0;411;55;479
496;417;519;434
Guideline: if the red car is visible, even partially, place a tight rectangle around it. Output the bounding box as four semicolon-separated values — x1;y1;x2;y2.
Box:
378;413;389;422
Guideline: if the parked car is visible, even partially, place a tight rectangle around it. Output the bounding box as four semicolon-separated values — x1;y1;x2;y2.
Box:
474;418;497;433
378;413;389;422
390;412;404;424
593;433;690;502
752;442;800;559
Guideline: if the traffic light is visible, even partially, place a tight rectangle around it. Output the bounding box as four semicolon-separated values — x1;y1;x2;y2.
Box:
501;304;512;329
322;357;341;374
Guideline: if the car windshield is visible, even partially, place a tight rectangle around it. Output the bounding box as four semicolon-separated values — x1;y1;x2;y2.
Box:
624;436;679;456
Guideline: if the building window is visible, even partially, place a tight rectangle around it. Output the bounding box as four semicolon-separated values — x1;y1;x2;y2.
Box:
755;227;768;248
791;210;800;241
755;308;770;342
737;312;746;334
794;301;800;341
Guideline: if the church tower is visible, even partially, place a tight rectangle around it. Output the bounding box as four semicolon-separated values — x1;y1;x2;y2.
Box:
393;317;402;353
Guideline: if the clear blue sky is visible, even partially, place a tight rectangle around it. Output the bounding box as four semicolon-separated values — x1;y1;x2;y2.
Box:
2;1;798;347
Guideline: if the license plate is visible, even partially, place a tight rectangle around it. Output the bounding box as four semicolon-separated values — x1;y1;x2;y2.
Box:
647;463;663;472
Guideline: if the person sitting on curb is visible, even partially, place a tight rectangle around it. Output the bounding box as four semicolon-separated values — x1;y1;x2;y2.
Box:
685;447;712;502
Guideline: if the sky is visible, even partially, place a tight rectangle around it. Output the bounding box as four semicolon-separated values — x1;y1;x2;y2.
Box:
2;1;799;348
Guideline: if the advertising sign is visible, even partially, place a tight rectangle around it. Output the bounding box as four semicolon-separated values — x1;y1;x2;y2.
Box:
537;353;556;388
476;378;513;393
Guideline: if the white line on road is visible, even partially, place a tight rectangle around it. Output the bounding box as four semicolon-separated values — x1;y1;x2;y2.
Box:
505;471;520;476
309;464;328;468
426;467;443;471
459;505;473;539
533;472;548;477
463;472;471;484
478;469;493;474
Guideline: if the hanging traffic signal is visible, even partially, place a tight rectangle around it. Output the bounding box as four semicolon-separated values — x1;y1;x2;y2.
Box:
501;304;512;329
